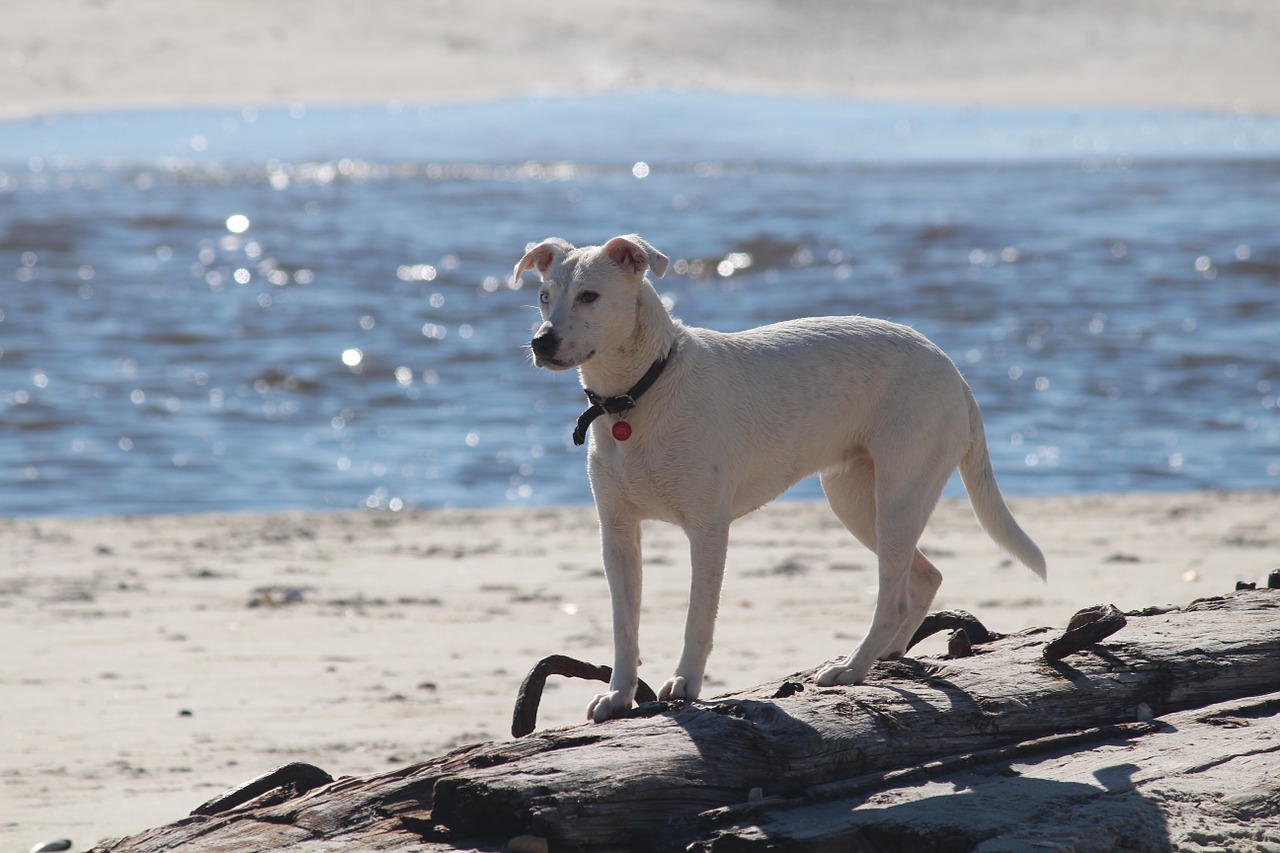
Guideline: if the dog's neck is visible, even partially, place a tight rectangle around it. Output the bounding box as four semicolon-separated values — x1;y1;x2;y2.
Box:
578;280;679;398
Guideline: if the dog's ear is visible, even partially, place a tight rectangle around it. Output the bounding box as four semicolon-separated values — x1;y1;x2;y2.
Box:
513;238;574;284
603;234;669;279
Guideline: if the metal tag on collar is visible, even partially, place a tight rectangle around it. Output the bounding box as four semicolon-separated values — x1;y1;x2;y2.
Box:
605;394;636;414
612;413;633;441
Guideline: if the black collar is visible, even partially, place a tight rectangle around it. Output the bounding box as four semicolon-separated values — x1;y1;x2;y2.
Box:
572;343;677;446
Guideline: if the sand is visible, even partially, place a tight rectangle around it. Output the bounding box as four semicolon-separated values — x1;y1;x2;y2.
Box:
4;2;1280;849
5;0;1280;117
5;492;1280;847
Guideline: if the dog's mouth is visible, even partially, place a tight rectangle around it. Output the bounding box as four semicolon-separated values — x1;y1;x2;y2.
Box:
535;350;594;371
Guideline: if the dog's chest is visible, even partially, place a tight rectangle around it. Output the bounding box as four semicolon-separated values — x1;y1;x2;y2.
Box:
589;437;684;521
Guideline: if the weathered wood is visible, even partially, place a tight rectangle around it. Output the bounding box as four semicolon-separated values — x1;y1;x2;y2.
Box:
905;608;1001;651
693;690;1280;852
1042;602;1127;661
191;762;333;817
511;654;659;737
89;590;1280;853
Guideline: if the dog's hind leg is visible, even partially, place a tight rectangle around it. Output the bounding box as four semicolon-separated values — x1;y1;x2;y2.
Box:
819;458;944;658
885;551;942;657
816;459;944;685
818;453;880;552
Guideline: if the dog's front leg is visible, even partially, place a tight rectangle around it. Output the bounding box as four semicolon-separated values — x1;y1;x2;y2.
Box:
588;516;643;723
661;519;730;702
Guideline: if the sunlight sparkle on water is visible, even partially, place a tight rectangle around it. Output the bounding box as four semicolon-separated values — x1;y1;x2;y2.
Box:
4;96;1280;516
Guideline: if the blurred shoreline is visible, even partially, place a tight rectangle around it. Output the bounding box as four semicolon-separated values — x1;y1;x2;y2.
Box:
5;0;1280;118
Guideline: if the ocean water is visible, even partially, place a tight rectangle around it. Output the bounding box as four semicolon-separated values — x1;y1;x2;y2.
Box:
1;93;1278;517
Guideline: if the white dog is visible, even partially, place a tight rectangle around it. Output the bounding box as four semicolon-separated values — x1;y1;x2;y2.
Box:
515;234;1045;723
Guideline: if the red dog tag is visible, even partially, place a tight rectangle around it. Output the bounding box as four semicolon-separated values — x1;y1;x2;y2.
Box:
612;421;633;441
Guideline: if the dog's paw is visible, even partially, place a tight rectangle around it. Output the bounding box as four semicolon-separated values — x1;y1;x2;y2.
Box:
658;674;700;701
587;690;632;723
814;661;867;687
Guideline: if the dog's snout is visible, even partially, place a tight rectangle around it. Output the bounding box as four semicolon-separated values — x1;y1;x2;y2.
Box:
531;328;561;360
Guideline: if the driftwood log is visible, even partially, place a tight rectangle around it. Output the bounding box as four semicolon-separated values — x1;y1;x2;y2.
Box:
91;590;1280;852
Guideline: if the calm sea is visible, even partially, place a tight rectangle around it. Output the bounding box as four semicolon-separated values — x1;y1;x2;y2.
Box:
2;93;1278;517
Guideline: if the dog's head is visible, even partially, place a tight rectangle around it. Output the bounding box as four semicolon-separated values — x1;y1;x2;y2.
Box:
514;234;669;370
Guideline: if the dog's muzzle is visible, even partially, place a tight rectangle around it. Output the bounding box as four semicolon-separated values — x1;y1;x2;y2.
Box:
530;329;561;363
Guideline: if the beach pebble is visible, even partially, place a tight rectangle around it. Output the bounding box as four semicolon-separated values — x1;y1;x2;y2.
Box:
30;840;73;853
1136;703;1154;723
247;585;309;607
748;786;764;802
507;835;549;853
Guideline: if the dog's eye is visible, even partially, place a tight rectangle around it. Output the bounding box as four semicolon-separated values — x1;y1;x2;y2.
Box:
539;290;550;304
578;291;599;304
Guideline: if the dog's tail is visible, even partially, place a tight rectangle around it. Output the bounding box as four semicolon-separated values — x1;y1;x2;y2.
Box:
958;385;1047;579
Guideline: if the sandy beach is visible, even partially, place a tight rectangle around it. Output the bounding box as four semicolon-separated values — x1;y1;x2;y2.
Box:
5;492;1280;848
4;1;1280;850
5;0;1280;117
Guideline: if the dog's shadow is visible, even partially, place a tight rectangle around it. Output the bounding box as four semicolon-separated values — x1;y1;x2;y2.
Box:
646;666;1170;848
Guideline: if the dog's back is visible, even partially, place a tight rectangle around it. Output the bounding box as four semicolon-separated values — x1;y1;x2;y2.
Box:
651;315;974;517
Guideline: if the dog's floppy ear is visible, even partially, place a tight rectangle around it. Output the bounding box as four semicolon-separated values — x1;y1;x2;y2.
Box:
513;237;574;284
603;234;668;279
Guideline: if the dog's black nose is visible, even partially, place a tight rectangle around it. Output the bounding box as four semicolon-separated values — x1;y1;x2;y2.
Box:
531;329;560;360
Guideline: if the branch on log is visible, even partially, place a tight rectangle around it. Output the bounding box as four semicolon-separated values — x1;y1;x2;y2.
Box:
89;590;1280;853
1043;602;1127;661
511;654;658;737
191;762;333;817
905;608;1001;651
